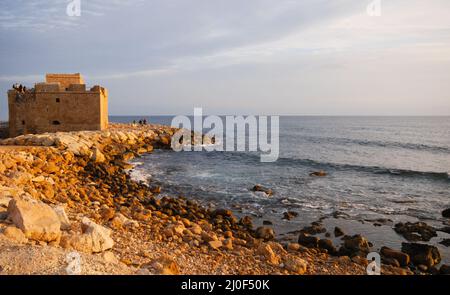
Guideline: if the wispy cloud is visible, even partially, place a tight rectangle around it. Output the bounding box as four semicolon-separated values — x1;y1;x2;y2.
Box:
0;0;144;31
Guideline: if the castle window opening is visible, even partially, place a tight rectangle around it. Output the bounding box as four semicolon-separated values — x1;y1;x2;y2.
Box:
52;120;61;125
56;98;60;103
22;120;25;125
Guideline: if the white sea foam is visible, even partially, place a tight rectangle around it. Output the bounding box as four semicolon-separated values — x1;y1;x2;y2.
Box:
129;166;151;186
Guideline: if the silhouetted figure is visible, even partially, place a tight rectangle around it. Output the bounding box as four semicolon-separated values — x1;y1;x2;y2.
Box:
139;119;143;125
143;119;147;125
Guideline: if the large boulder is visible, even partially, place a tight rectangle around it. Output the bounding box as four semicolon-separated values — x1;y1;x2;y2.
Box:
380;246;410;267
394;222;437;242
60;217;114;253
339;234;370;256
7;195;61;242
401;243;441;267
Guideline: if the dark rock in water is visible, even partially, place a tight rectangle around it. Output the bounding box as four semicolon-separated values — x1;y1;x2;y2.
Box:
339;234;370;257
442;208;450;218
438;226;450;234
318;239;337;255
394;222;437;242
325;232;331;238
382;257;400;268
262;220;273;225
401;242;441;267
331;211;351;219
301;223;326;235
239;216;253;230
211;208;233;218
309;171;327;177
440;264;450;275
251;184;273;196
334;226;344;237
298;232;319;248
380;246;410;267
255;226;275;241
439;238;450;247
282;211;298;220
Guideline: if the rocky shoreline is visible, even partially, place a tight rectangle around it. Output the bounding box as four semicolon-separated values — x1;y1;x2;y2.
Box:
0;123;447;275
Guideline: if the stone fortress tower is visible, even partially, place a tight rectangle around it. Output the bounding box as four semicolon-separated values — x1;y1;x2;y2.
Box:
8;73;108;137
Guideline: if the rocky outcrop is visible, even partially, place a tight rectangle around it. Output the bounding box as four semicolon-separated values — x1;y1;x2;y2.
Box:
394;222;437;242
380;246;410;267
339;235;370;257
7;195;61;242
401;242;441;268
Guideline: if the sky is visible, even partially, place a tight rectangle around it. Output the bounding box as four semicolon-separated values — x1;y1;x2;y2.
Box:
0;0;450;119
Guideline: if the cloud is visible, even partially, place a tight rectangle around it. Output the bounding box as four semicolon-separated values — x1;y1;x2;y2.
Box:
0;0;144;31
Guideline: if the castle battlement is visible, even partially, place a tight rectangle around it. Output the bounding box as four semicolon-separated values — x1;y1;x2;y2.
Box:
8;73;108;137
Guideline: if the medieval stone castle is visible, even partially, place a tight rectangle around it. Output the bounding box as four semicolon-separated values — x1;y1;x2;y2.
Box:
7;73;108;137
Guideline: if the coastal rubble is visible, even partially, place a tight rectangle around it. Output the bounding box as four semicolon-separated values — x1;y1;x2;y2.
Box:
0;123;439;275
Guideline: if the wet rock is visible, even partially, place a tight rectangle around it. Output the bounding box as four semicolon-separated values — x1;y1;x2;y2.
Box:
318;239;337;254
442;208;450;218
339;234;370;256
394;222;437;242
7;195;61;242
251;184;273;196
334;226;344;237
440;264;450;275
380;246;410;267
401;242;441;267
439;239;450;247
255;226;275;241
382;257;400;268
309;171;327;177
298;232;319;248
438;226;450;234
262;220;273;225
301;222;326;235
283;256;307;274
282;211;298;220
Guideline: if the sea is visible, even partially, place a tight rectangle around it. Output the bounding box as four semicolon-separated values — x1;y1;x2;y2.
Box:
111;116;450;263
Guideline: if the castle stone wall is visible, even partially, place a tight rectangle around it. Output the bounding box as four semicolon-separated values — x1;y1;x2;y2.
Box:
8;73;108;137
